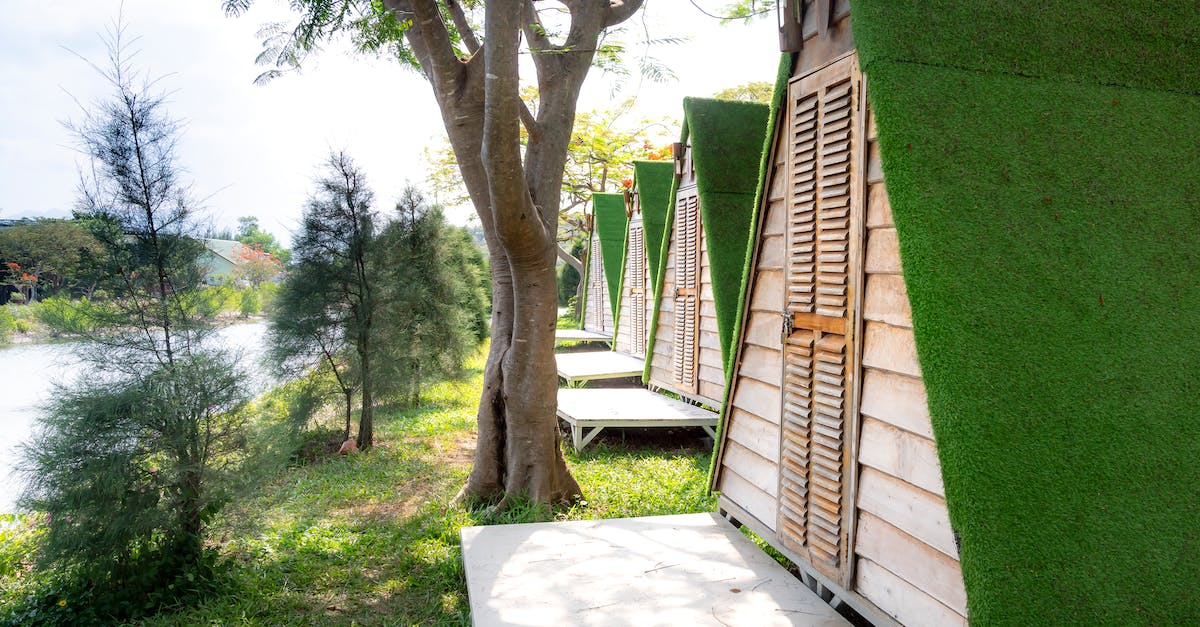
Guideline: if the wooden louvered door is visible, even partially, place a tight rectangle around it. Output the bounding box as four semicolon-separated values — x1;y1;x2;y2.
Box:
777;53;865;588
672;188;701;394
627;222;648;355
585;231;607;333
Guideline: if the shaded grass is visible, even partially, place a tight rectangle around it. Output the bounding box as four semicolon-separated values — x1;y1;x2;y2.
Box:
1;350;712;625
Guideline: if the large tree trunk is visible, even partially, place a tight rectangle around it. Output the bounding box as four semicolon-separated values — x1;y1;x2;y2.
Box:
388;0;642;507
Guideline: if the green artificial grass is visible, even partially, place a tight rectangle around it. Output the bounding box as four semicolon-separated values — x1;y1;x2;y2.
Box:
633;160;676;285
709;52;794;485
851;2;1200;622
642;97;769;382
852;0;1200;97
612;160;674;349
592;193;628;322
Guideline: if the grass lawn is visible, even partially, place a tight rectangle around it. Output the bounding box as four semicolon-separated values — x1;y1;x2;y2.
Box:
0;349;715;625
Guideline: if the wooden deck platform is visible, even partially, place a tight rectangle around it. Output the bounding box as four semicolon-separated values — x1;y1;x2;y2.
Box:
555;351;644;385
557;388;718;450
555;328;611;345
461;512;850;627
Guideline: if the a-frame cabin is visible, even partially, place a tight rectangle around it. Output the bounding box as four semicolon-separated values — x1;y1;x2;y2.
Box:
557;192;646;384
645;97;770;407
714;1;1200;625
579;193;625;337
613;160;674;360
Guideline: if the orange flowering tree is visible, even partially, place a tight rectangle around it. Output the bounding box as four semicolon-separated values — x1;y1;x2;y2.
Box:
232;243;282;287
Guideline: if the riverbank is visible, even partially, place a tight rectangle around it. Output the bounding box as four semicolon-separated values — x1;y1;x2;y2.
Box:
0;350;717;625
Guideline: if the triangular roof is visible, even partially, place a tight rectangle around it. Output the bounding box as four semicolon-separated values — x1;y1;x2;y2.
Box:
644;97;770;382
611;160;673;348
589;193;628;322
201;238;243;264
849;4;1200;622
632;160;675;286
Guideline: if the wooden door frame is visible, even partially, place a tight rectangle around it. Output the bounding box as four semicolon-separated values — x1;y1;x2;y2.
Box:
774;49;867;590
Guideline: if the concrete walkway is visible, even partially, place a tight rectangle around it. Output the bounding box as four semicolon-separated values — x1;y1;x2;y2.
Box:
461;513;850;626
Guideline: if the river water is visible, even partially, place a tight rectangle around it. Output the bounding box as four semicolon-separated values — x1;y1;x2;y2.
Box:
0;321;270;514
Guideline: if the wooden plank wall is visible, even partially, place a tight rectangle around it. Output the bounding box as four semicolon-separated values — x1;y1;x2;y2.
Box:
715;125;788;533
850;105;967;627
649;174;725;406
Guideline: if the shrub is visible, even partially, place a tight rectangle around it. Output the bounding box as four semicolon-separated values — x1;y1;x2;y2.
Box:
0;307;13;343
30;298;97;338
239;289;259;317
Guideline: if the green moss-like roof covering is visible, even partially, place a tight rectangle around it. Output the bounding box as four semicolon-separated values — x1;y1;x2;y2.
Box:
644;97;770;383
853;1;1200;622
710;52;793;481
633;160;675;285
612;160;674;349
590;193;627;322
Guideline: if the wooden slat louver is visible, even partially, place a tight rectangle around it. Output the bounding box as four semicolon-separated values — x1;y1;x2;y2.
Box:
778;54;863;587
585;231;607;333
673;190;701;393
628;224;647;354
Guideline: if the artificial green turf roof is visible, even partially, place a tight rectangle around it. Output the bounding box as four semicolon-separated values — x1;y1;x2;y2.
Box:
710;52;793;480
590;193;627;322
611;160;674;348
643;97;769;384
632;160;675;286
850;1;1200;623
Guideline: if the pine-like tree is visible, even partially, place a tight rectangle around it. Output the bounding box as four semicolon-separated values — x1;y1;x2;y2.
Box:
268;151;379;449
16;20;249;619
375;187;488;405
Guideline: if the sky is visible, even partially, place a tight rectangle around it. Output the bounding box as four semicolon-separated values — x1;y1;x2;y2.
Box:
0;0;780;245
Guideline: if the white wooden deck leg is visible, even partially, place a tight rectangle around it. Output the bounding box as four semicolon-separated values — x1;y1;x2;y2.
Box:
572;424;583;451
579;426;604;450
701;425;717;439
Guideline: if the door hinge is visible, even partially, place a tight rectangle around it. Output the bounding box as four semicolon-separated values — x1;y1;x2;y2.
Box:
781;308;794;341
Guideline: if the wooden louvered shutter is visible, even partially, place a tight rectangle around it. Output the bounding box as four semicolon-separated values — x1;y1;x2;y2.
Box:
628;224;647;355
673;189;700;393
586;232;606;332
777;54;864;587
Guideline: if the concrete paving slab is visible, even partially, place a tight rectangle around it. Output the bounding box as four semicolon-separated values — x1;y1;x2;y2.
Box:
461;512;851;627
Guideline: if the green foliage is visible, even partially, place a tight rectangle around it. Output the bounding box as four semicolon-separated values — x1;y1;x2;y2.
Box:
374;187;488;406
712;81;773;103
0;219;103;302
8;21;252;623
269;151;378;445
2;348;715;626
0;306;13;343
28;297;103;338
239;288;259;317
234;216;290;264
557;241;583;307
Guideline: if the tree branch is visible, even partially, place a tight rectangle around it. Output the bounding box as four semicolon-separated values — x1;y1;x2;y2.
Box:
384;0;463;98
605;0;647;27
520;0;554;52
444;0;480;55
484;0;547;256
557;243;583;273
